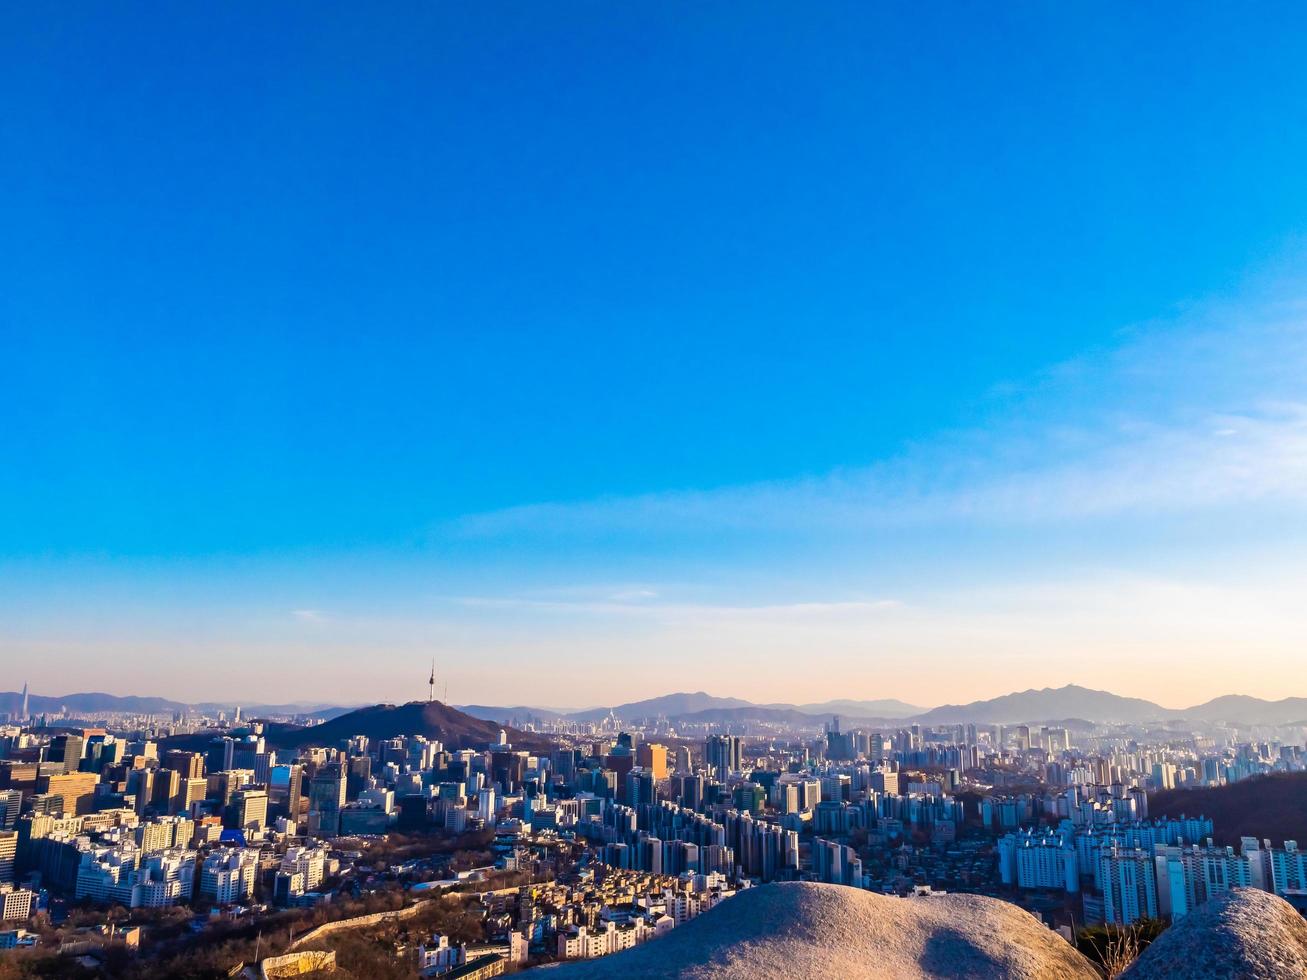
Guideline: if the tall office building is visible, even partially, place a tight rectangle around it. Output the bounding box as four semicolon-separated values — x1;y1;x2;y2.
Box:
347;756;372;798
39;771;99;816
679;774;705;811
270;764;304;826
825;718;857;761
206;737;236;775
551;749;578;783
151;768;182;813
308;764;346;838
211;769;255;808
0;831;17;884
230;789;269;831
48;734;84;771
127;768;155;816
624;769;656;808
490;751;528;794
0;791;21;831
477;788;497;822
181;778;208;816
636;743;669;781
705;735;743;778
163;750;206;781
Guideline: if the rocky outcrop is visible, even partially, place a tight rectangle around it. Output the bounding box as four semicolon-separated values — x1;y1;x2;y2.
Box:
551;881;1099;979
1122;888;1307;979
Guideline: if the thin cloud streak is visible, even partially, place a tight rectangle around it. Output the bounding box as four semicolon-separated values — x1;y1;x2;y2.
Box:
448;595;904;621
446;304;1307;540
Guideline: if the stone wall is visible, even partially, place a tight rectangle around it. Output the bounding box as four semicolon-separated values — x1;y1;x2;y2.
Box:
287;900;431;951
259;949;337;978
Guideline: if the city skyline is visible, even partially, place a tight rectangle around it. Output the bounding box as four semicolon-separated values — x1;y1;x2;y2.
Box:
6;8;1307;976
6;5;1307;707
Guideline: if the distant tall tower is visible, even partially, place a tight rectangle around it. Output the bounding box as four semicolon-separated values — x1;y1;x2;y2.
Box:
20;682;28;720
428;659;436;703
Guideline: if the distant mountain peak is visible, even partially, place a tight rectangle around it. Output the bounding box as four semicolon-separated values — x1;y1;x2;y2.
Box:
264;700;551;752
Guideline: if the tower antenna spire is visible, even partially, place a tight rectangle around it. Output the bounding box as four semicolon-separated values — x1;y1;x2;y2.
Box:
428;659;436;703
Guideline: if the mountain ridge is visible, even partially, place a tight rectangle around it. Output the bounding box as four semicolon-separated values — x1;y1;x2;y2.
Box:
11;685;1307;729
460;685;1307;727
911;685;1171;725
263;700;552;752
0;690;355;719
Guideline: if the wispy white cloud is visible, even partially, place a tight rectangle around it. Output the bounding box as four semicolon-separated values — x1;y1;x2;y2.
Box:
447;299;1307;539
291;609;326;623
448;593;902;621
608;588;659;602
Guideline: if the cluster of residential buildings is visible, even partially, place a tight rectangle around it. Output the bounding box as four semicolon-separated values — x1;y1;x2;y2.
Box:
4;692;1307;971
999;822;1307;925
415;864;735;976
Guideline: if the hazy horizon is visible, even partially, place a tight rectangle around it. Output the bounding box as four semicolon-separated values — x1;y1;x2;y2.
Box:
6;6;1307;708
5;680;1307;718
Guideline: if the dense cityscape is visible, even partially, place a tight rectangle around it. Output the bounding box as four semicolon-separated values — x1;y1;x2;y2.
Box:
1;681;1305;978
9;3;1307;978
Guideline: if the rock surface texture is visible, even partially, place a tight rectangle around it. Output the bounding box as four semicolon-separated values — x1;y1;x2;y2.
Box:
1123;887;1307;979
551;881;1099;979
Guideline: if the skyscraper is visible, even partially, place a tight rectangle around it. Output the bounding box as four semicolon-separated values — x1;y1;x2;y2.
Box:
163;750;206;781
636;742;669;781
705;735;743;778
48;734;84;771
0;831;16;885
230;789;269;831
270;764;304;826
0;791;21;832
308;764;346;838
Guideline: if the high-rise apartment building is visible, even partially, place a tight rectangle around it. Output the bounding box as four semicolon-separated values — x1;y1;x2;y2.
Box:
1155;841;1265;918
199;848;258;905
1099;846;1159;924
279;845;326;891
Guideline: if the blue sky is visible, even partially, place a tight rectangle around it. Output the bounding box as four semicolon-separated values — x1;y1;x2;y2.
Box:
4;4;1307;707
